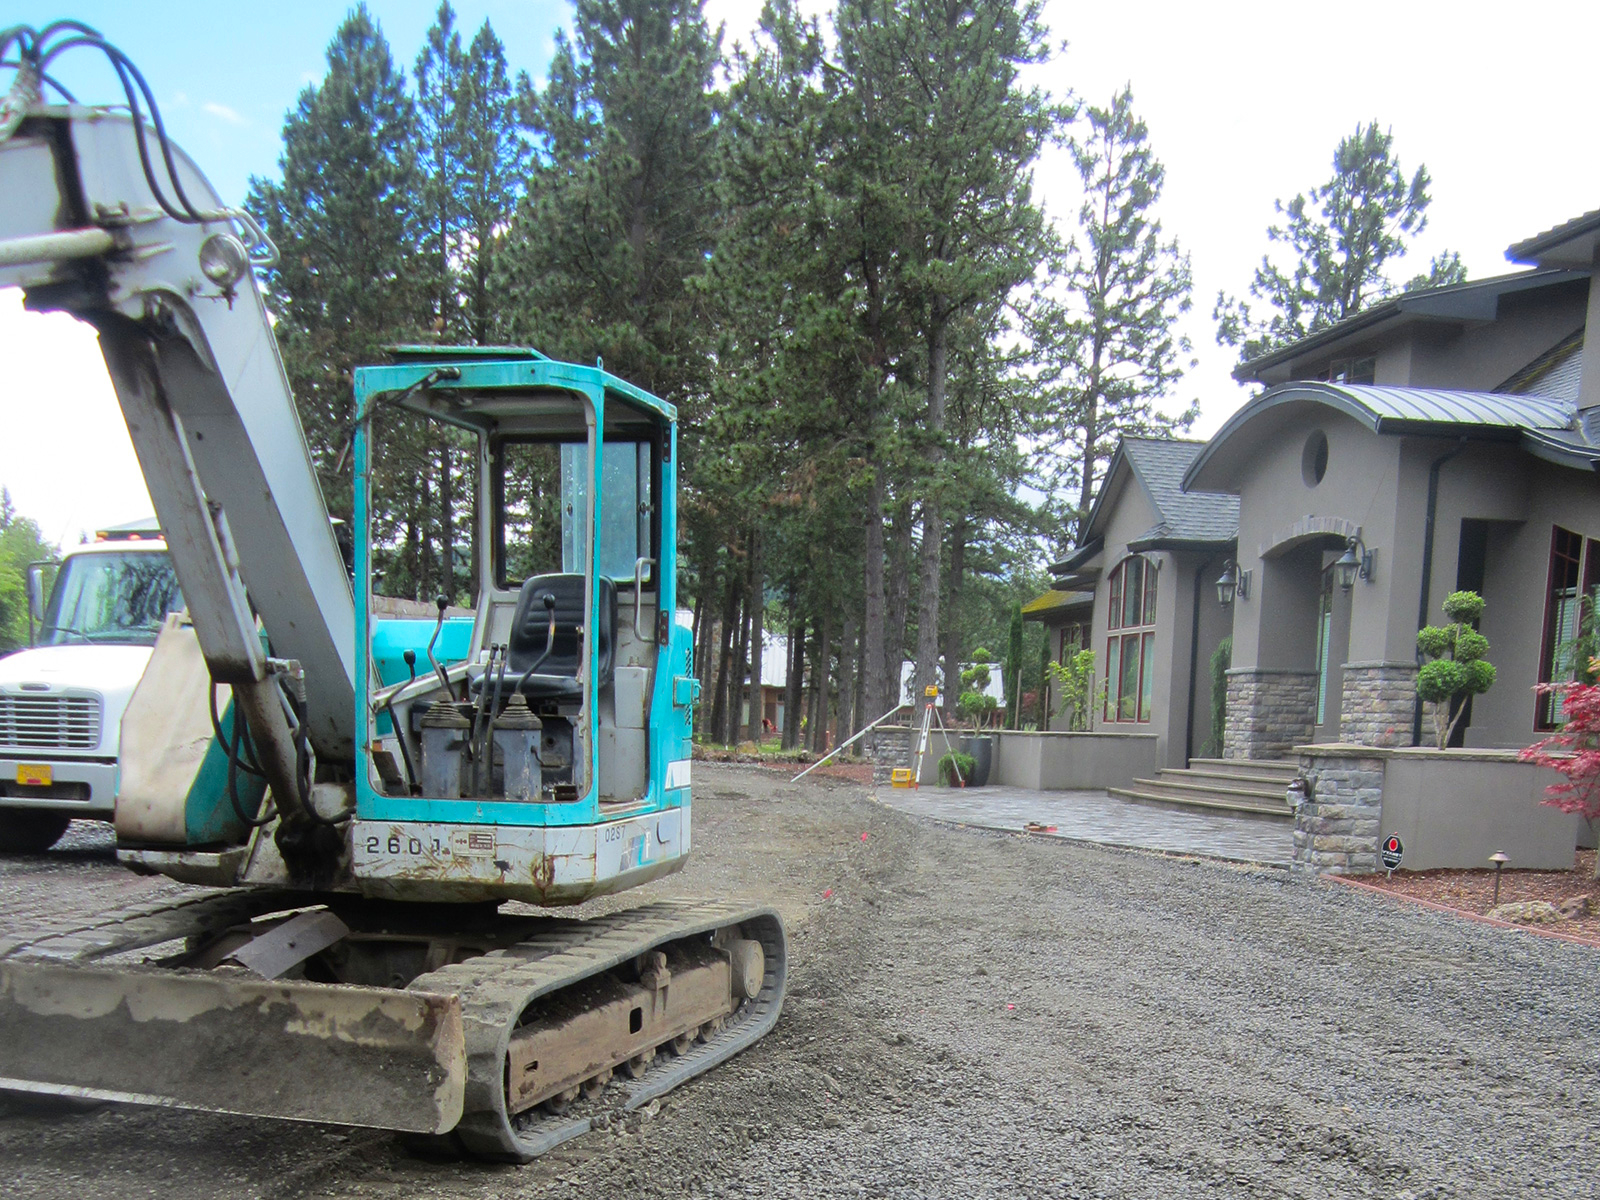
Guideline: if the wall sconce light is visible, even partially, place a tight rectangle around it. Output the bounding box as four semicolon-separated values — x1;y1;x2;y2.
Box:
1216;559;1251;605
1333;536;1376;591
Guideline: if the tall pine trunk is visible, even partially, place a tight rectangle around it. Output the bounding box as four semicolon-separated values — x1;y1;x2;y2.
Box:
745;530;765;745
835;607;858;746
885;498;913;711
782;611;803;750
862;470;889;730
710;570;739;743
942;514;968;719
912;315;949;710
812;607;834;752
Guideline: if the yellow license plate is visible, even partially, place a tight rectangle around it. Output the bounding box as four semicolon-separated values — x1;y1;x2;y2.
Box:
16;764;52;787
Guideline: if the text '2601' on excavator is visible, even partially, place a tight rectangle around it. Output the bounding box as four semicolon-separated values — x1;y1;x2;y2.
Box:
0;21;783;1160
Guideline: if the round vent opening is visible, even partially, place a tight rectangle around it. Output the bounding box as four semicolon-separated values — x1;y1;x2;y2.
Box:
1302;431;1329;487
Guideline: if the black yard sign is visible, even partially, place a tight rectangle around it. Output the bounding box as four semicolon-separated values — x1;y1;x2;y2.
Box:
1380;834;1404;871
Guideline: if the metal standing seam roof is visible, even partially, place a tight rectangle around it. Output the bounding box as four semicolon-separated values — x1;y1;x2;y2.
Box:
1183;381;1591;491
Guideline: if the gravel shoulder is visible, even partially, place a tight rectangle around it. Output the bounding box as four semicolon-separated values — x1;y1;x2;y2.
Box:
2;765;1597;1199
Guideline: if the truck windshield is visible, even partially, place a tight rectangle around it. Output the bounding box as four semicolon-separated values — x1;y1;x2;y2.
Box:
39;551;183;646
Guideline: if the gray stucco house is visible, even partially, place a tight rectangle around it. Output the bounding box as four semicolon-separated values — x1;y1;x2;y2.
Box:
1048;207;1600;782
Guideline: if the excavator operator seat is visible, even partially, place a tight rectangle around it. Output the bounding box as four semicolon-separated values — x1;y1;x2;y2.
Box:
500;573;617;700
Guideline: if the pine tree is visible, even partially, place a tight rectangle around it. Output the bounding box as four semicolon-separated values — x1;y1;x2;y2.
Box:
1215;122;1466;363
832;0;1060;713
499;0;722;403
415;5;528;345
1038;86;1195;540
246;5;422;523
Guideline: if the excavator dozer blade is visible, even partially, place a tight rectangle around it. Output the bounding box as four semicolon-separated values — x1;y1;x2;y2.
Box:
0;960;466;1133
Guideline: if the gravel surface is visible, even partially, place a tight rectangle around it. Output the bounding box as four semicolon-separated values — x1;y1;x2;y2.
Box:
1;765;1597;1198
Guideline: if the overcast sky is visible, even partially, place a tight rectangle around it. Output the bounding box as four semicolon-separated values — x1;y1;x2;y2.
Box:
4;0;1598;546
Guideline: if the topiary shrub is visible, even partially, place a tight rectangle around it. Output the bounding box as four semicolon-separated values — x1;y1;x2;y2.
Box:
1416;591;1495;748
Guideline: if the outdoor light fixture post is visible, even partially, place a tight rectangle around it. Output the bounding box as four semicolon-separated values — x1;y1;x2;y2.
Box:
1216;559;1250;606
1489;850;1509;906
1334;536;1376;591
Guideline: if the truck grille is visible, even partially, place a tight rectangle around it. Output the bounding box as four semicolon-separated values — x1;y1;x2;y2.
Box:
0;694;103;751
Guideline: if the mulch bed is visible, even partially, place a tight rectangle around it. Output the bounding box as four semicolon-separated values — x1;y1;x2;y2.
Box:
1336;849;1600;944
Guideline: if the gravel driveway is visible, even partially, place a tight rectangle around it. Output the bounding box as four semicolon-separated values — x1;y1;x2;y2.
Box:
1;764;1595;1198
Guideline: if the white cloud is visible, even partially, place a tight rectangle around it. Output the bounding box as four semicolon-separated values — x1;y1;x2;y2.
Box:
201;100;247;126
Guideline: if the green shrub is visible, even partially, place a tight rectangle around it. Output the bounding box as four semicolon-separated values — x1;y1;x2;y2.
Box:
1416;590;1495;748
937;750;977;786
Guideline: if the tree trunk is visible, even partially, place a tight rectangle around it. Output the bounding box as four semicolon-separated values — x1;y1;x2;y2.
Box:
746;529;765;745
728;579;750;746
942;514;968;720
813;606;834;753
835;606;858;747
710;570;739;744
912;314;949;715
439;443;455;604
885;497;914;711
861;470;889;736
782;610;803;750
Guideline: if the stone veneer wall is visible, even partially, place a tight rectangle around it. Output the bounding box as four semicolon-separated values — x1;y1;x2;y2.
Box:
1338;661;1417;748
1222;669;1318;760
1292;746;1384;875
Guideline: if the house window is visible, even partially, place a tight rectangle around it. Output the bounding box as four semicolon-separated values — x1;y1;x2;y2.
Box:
1104;556;1156;723
1058;621;1088;661
1537;526;1600;728
1320;356;1376;385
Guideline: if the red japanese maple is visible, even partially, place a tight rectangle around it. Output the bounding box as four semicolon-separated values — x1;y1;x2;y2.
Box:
1520;660;1600;822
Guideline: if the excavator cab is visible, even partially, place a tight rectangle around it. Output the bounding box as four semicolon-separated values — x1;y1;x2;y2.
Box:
351;346;697;903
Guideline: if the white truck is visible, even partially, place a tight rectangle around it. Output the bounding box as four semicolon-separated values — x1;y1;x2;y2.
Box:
0;518;180;850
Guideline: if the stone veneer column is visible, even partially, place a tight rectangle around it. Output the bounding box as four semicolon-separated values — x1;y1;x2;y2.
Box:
1338;661;1417;748
1291;746;1386;875
1222;669;1318;760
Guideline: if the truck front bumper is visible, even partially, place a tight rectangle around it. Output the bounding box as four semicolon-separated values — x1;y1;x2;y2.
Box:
0;756;116;817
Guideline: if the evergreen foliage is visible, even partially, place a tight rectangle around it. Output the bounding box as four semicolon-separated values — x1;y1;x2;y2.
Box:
1415;590;1495;749
235;6;1461;755
1035;86;1196;540
1215;122;1466;364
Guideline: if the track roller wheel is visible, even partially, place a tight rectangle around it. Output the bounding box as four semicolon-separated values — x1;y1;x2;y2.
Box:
621;1046;655;1079
581;1069;611;1100
667;1032;695;1056
697;1016;725;1042
542;1086;580;1115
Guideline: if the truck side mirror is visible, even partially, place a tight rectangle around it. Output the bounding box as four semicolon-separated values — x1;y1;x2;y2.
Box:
25;563;46;642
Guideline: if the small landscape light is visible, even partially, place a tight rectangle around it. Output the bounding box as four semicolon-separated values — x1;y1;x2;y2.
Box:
1489;850;1509;906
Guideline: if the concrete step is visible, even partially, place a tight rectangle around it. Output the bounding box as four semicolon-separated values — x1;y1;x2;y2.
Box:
1108;785;1294;822
1186;757;1299;781
1145;773;1291;804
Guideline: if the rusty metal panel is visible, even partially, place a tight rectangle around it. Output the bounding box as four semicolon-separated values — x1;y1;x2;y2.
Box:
0;961;465;1133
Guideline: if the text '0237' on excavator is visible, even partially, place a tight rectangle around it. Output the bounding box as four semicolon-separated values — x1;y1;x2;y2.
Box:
0;23;784;1160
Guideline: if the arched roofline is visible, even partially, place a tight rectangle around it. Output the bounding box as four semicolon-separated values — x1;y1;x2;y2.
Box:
1182;382;1568;493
